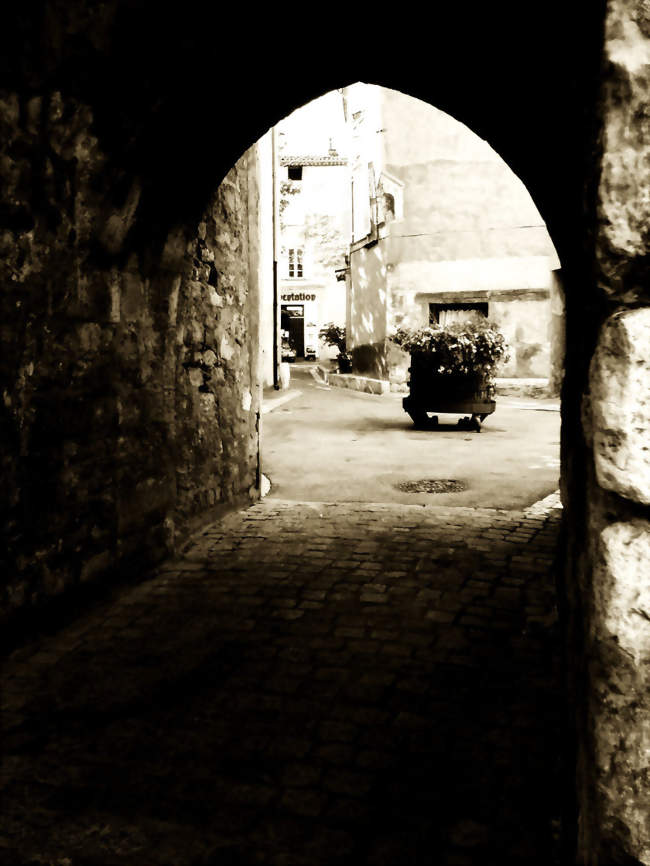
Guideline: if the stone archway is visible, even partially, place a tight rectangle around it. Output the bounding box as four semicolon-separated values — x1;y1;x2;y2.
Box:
1;1;649;862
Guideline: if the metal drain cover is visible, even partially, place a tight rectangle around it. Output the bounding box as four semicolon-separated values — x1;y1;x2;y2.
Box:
396;479;467;494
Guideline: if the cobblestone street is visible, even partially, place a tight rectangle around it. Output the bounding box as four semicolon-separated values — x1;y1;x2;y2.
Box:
1;500;563;865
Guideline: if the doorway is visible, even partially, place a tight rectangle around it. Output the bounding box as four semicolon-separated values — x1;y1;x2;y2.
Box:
281;304;305;358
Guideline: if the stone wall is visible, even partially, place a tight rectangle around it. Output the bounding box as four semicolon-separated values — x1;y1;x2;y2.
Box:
0;88;261;627
565;2;650;862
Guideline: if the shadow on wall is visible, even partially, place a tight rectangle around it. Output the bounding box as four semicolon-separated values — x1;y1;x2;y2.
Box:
515;341;545;378
350;342;389;379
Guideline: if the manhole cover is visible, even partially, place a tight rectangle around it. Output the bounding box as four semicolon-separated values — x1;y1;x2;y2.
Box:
395;479;467;494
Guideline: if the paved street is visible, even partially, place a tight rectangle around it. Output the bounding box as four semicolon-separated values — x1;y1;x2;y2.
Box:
262;366;560;509
1;496;563;865
1;366;564;865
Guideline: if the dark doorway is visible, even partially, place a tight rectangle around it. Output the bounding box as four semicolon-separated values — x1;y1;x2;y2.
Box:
281;304;305;357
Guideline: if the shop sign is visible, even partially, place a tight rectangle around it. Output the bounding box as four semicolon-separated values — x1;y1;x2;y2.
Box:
281;292;316;302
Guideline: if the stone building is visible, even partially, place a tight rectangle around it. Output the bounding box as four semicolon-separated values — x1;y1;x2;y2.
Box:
2;2;650;862
343;83;563;388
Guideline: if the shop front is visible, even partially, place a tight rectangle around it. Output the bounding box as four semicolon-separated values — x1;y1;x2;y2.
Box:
280;291;319;360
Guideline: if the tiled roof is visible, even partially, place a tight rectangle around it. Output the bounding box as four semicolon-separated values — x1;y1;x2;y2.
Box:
280;154;348;166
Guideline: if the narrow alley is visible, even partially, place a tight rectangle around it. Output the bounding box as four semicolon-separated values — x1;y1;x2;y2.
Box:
1;494;562;865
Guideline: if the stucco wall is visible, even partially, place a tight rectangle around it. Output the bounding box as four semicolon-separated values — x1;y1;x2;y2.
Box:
348;243;388;377
385;289;551;382
256;132;275;388
387;254;555;294
386;163;553;264
380;87;557;267
0;89;261;624
488;297;551;377
548;270;565;395
278;156;350;359
347;85;558;381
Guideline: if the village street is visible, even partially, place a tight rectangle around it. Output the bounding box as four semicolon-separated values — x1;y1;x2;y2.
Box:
262;365;561;510
1;370;566;865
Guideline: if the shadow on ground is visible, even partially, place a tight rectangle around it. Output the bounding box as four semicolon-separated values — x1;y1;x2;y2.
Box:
1;502;563;866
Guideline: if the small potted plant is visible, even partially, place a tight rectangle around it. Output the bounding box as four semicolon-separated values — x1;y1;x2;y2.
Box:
389;319;510;430
319;323;352;373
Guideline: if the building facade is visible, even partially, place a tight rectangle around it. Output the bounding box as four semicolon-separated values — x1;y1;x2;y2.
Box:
343;83;562;387
275;92;351;365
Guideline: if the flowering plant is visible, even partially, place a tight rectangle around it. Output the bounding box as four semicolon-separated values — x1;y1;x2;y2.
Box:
319;322;352;372
319;323;348;356
390;319;510;381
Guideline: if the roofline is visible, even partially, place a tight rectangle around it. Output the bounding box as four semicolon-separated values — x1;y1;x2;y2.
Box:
280;155;348;166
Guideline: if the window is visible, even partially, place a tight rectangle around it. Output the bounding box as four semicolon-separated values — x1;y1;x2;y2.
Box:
429;303;488;326
288;248;303;278
287;165;303;181
383;192;395;222
378;172;404;223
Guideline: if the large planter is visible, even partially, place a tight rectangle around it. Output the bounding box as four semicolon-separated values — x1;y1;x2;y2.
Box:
402;353;496;431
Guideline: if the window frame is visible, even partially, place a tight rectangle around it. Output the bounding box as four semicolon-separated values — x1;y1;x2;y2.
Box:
429;302;488;325
288;247;304;278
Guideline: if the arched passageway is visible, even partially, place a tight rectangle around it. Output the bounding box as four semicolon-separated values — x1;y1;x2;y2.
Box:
1;2;650;864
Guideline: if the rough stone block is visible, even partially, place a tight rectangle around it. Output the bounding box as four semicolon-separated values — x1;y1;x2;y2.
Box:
188;368;203;388
595;519;650;663
80;550;112;583
591;519;650;864
589;308;650;504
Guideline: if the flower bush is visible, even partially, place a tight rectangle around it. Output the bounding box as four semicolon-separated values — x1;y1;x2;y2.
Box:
319;323;352;372
390;319;510;382
319;323;348;356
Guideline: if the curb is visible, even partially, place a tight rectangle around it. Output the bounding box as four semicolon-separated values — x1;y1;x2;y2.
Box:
261;390;302;414
328;373;390;395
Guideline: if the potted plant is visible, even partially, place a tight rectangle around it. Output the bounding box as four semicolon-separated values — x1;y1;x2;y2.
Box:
389;319;510;430
319;323;352;373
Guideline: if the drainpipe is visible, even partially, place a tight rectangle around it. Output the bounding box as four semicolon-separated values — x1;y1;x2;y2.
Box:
272;125;280;389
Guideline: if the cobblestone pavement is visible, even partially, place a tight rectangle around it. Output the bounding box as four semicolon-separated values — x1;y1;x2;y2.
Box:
1;500;563;865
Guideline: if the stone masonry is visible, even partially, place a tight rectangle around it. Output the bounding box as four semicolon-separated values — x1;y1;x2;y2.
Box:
564;5;650;862
0;86;261;625
1;500;561;865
